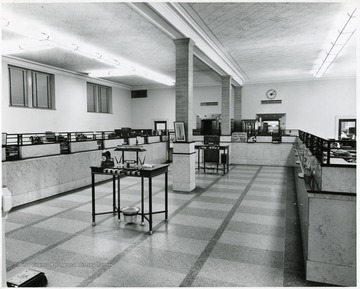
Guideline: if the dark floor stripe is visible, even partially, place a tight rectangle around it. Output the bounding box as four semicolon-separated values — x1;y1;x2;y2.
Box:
179;166;263;287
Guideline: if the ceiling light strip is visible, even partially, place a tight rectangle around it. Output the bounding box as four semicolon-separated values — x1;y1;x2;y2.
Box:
314;8;357;78
2;15;175;86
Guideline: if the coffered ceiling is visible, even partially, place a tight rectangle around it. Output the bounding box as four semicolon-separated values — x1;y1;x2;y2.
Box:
1;2;357;89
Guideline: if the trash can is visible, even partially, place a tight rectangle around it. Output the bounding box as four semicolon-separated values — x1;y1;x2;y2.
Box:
121;206;140;223
2;186;12;287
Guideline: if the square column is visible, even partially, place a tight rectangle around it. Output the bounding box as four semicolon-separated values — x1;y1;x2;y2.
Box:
173;38;196;192
172;142;196;192
234;86;242;131
174;38;195;142
221;75;232;136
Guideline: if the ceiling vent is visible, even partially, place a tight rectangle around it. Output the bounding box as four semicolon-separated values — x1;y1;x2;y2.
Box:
200;102;218;106
131;90;147;98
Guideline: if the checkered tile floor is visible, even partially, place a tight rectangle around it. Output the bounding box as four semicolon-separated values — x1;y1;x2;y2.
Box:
5;165;327;287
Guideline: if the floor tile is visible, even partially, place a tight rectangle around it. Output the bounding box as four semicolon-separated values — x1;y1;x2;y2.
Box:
140;232;209;256
7;211;46;225
5;221;24;233
45;198;83;209
93;261;186;287
6;226;72;246
34;217;91;234
157;222;217;241
188;200;233;212
202;191;239;199
197;195;236;204
28;247;109;278
237;205;285;217
219;230;285;252
120;245;198;274
198;257;284;287
57;234;132;259
179;207;228;219
170;213;223;229
57;194;92;203
241;199;285;210
5;238;47;262
15;204;66;217
226;220;285;238
232;212;285;227
191;275;243;287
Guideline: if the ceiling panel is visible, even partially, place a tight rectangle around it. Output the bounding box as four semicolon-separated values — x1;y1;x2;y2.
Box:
188;2;357;81
2;2;357;87
2;2;176;87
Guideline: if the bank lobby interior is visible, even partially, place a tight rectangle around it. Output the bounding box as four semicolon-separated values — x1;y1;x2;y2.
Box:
1;2;358;288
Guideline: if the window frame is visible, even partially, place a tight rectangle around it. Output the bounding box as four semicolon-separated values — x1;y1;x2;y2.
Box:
8;65;55;110
87;82;112;114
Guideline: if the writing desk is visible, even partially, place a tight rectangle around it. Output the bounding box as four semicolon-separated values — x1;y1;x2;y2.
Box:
90;164;169;234
195;145;230;175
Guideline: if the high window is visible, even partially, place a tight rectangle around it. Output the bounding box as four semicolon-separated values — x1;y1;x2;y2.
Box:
9;65;54;109
87;82;112;113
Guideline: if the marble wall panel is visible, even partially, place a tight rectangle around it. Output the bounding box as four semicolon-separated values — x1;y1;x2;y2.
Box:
231;143;293;166
256;136;272;142
308;197;356;267
321;167;356;193
306;260;356;286
282;136;296;143
20;143;60;158
70;141;98;152
147;136;160;143
2;142;167;207
104;138;124;148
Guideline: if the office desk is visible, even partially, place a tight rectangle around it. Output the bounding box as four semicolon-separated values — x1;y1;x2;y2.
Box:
195;145;229;174
90;164;169;234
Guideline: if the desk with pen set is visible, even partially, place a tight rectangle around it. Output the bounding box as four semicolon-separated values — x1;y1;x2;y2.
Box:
90;145;169;234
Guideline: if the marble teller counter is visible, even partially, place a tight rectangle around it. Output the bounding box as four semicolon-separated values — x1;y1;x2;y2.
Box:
2;142;167;207
231;137;296;166
293;147;356;286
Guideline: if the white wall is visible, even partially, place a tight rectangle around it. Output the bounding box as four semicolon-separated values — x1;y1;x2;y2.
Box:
131;85;223;131
131;87;175;130
242;78;356;138
2;57;132;133
193;85;222;129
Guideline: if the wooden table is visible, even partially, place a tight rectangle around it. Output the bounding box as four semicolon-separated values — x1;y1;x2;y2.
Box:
90;164;169;234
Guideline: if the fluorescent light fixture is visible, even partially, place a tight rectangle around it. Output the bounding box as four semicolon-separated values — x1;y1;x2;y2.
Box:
2;12;175;86
88;69;133;78
2;40;54;55
314;8;357;78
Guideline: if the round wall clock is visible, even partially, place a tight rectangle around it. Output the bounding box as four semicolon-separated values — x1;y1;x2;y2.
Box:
266;89;277;99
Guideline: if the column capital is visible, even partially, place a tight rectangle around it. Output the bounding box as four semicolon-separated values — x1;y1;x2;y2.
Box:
221;75;232;81
173;38;195;47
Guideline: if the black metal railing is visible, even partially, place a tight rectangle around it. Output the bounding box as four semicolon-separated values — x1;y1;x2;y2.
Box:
2;129;170;161
298;130;356;165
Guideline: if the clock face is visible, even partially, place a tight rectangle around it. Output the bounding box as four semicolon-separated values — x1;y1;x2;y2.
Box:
266;89;277;99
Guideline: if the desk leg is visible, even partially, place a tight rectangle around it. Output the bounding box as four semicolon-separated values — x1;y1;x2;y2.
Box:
141;177;145;226
149;177;152;235
91;173;96;226
204;151;206;173
197;149;200;171
165;172;168;221
117;176;121;221
227;149;229;173
113;175;116;215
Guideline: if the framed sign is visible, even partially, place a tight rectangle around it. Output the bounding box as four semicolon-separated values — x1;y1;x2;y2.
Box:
174;121;186;142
